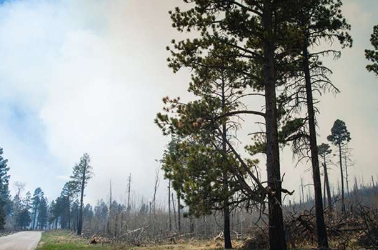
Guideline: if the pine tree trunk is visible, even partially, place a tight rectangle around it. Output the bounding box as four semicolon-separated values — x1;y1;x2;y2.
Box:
345;155;350;195
120;212;124;234
114;211;118;237
221;74;232;249
68;196;71;230
323;172;327;208
33;209;37;230
172;193;177;231
323;158;332;211
189;216;194;234
262;2;287;249
177;195;181;233
301;178;305;206
338;143;345;212
77;167;86;235
223;205;232;249
168;180;172;231
303;43;329;249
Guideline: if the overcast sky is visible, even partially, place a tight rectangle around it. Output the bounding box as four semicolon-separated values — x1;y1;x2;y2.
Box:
0;0;377;206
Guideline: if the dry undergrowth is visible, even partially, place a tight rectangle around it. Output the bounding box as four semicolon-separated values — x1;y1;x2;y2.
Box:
37;230;245;250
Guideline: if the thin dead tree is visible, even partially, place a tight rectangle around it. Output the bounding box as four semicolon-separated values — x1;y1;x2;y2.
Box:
172;193;177;231
177;194;181;233
127;174;131;212
152;169;160;215
107;179;112;235
168;180;172;231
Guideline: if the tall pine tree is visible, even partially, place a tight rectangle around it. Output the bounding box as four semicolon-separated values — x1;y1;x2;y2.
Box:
327;119;351;212
37;196;48;230
0;147;10;230
32;187;44;230
286;1;351;247
71;153;93;235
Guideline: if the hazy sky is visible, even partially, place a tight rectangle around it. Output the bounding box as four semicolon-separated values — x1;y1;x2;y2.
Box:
0;0;377;206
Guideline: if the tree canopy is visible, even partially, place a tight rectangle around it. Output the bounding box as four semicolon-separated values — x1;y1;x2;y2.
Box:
327;119;351;146
366;25;378;76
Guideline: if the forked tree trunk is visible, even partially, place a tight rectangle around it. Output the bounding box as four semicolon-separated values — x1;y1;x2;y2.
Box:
303;43;329;249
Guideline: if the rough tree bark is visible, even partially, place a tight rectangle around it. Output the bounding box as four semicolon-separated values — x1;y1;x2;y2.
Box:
262;2;287;249
303;43;329;249
221;77;232;249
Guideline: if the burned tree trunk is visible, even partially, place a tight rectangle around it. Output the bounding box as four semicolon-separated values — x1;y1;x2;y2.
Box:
338;143;346;213
323;161;332;211
303;43;329;249
262;2;287;249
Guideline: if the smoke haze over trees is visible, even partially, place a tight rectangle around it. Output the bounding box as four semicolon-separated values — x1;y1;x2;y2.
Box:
0;0;377;250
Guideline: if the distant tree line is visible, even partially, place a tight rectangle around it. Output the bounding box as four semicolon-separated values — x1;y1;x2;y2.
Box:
0;151;92;234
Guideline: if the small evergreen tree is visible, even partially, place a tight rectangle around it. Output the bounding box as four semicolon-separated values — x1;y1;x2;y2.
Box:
16;209;31;229
0;147;10;230
37;196;48;230
327;119;351;212
48;200;58;229
12;194;23;229
71;201;80;232
83;204;94;224
24;191;32;210
366;25;378;76
32;187;43;230
61;181;79;230
318;143;333;210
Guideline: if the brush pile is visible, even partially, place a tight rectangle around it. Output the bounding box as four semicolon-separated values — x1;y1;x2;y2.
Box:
284;204;378;249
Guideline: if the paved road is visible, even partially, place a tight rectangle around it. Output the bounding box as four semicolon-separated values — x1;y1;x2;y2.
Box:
0;232;41;250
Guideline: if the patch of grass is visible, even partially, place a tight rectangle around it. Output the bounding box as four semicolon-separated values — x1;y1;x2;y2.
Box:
36;231;238;250
37;230;111;250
